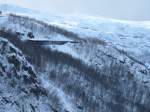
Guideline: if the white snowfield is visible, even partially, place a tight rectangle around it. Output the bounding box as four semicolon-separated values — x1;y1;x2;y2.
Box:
0;4;150;85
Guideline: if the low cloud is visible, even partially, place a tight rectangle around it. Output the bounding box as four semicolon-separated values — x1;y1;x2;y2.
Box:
1;0;150;21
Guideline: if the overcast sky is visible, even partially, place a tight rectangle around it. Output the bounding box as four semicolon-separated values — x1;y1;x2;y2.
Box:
1;0;150;21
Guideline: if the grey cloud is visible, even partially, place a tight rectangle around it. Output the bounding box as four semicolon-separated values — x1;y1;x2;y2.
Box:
2;0;150;21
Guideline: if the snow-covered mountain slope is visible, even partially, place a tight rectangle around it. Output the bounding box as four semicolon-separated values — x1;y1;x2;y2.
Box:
50;15;150;68
0;12;150;84
0;4;150;112
1;27;150;112
1;4;150;70
0;36;79;112
0;37;51;112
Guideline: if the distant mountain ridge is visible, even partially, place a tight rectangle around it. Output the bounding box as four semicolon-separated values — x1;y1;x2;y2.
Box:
0;4;40;14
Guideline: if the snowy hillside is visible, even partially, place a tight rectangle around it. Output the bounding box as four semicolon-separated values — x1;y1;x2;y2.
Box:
0;4;150;112
0;38;52;112
49;15;150;69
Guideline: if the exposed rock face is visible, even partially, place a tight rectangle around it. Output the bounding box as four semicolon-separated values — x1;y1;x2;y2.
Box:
0;38;51;112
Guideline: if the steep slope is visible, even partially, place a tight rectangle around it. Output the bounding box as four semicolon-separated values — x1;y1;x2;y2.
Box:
0;37;51;112
0;23;150;112
0;7;150;112
0;37;78;112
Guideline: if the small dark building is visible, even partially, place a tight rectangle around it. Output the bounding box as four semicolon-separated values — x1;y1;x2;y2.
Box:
27;32;34;39
0;11;2;15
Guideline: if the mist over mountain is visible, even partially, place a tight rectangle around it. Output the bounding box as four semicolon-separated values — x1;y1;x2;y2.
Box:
2;0;150;20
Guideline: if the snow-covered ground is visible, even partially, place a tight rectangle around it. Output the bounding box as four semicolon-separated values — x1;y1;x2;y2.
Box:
1;4;150;76
1;4;150;60
1;4;150;112
48;15;150;68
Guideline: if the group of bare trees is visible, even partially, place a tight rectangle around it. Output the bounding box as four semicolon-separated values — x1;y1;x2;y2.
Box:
8;13;80;40
1;23;150;112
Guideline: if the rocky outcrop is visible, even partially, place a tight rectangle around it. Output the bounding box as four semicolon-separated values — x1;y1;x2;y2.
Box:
0;37;52;112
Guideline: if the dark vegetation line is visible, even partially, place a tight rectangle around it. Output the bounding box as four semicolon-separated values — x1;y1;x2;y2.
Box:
8;13;107;45
8;13;83;41
0;29;129;90
25;39;80;45
0;30;136;90
0;29;102;83
0;29;136;88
